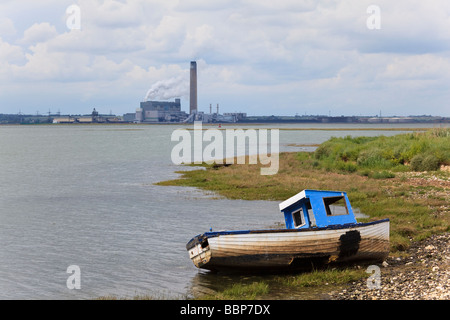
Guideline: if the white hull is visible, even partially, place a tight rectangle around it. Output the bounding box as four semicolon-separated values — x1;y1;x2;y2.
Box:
187;220;389;271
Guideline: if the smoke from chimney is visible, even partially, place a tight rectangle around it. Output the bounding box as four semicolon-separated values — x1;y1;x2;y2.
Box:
144;75;188;101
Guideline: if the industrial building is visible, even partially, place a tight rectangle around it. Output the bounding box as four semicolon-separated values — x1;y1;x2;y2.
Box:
131;61;243;123
135;99;188;123
132;61;197;123
53;108;122;123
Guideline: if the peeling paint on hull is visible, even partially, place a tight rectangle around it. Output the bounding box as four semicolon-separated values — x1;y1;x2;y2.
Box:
187;219;389;272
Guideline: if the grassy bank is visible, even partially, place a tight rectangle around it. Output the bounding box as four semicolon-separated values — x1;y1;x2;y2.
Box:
156;128;449;299
313;127;450;174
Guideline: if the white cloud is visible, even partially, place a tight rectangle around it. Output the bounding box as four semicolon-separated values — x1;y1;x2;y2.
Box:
380;55;450;81
0;17;17;37
143;15;186;55
20;22;58;45
0;37;24;64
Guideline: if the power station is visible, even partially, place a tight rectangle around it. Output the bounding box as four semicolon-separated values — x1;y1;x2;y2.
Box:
136;99;186;123
130;61;244;123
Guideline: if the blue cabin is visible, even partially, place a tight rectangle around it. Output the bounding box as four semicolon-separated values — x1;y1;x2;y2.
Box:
279;190;357;229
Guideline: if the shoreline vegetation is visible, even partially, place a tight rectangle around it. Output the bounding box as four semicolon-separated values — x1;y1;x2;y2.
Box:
153;128;449;300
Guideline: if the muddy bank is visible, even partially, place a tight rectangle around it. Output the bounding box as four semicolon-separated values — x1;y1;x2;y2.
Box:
329;233;450;300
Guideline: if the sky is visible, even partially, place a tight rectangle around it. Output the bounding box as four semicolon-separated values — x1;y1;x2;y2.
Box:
0;0;449;117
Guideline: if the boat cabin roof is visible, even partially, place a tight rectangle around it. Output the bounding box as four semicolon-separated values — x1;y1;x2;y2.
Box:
279;189;357;229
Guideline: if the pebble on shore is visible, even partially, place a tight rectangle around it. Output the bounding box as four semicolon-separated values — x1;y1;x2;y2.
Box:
329;233;450;300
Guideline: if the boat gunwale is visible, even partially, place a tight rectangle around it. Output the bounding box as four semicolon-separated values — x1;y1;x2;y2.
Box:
186;218;389;250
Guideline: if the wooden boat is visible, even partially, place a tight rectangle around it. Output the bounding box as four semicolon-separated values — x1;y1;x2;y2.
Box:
186;189;389;272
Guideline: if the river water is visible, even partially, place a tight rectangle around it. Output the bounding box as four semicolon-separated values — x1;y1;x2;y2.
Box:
0;123;435;299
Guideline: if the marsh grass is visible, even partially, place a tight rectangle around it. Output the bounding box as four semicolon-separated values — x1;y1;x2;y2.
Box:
314;127;450;174
279;268;367;288
200;282;270;300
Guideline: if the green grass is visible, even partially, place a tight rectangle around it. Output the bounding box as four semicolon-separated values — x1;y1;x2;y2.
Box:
200;282;270;300
280;268;367;288
314;128;450;174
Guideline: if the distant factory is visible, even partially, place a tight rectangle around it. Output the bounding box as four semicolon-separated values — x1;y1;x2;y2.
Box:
135;99;186;123
129;61;245;124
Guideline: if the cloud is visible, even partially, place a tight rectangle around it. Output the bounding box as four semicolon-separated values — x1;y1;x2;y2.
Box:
0;37;24;64
20;22;58;45
380;54;450;81
143;15;186;56
0;17;17;37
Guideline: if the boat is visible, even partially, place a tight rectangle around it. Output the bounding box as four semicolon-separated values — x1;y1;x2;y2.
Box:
186;189;390;272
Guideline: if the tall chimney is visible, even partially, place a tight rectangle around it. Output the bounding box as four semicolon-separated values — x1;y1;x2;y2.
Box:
190;61;197;114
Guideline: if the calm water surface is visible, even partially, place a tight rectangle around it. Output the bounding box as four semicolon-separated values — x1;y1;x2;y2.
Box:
0;123;434;299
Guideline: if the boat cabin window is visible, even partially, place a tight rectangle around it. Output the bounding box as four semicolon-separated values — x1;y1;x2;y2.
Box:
304;200;316;227
292;208;305;228
323;196;349;216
